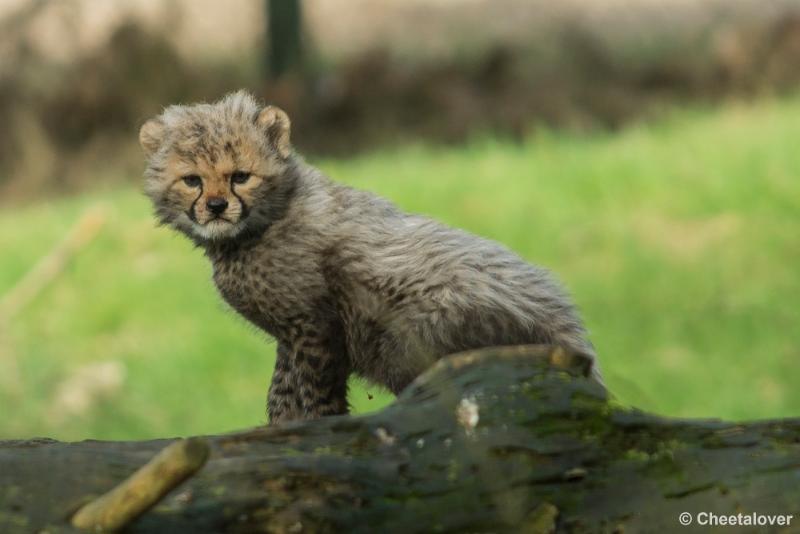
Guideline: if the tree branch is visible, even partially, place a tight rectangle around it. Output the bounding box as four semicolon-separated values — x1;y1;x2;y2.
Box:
1;345;798;533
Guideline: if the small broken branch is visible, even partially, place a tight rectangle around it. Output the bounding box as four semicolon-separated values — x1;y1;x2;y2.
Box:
71;438;210;532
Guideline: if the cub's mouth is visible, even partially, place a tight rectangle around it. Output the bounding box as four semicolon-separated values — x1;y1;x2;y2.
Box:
206;216;237;225
192;216;246;240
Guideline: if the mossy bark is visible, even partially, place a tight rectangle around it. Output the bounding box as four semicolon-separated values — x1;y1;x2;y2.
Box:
2;345;799;533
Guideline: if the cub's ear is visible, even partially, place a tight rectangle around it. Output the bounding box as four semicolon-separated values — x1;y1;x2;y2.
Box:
256;106;291;159
139;119;165;157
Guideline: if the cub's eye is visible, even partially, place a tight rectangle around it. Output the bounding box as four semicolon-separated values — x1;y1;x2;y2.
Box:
230;171;251;185
182;175;202;188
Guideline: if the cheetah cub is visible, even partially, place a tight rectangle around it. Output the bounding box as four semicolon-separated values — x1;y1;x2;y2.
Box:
140;91;602;423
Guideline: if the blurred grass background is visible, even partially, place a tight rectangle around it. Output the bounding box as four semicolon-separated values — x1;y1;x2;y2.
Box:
1;0;800;440
2;95;799;440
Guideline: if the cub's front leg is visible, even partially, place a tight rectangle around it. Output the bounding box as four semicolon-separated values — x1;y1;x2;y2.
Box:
267;338;350;424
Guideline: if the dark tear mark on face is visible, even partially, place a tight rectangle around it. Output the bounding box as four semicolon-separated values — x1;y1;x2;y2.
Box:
187;181;204;223
230;182;250;220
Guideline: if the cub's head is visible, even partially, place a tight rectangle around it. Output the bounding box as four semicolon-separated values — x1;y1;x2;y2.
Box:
139;91;294;243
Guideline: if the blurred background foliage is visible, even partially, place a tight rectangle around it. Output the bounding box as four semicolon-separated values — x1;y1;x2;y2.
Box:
0;0;799;440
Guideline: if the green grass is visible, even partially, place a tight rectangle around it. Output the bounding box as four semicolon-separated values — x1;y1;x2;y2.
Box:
2;96;799;440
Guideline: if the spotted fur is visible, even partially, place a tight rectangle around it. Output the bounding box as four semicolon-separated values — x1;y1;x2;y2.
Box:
140;91;602;423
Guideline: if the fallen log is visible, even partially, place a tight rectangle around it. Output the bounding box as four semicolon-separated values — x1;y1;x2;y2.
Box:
1;345;799;533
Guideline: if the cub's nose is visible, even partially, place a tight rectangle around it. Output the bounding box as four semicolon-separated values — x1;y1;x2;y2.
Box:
206;197;229;215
